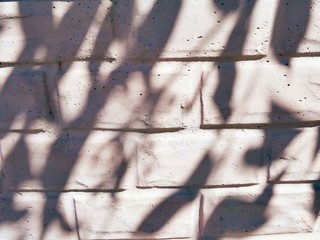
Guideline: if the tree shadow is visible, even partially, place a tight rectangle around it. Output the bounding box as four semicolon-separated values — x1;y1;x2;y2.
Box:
271;0;311;65
137;153;213;233
0;1;104;235
312;182;320;217
0;0;317;238
0;137;29;223
245;103;301;168
38;0;182;237
203;172;284;238
212;0;256;121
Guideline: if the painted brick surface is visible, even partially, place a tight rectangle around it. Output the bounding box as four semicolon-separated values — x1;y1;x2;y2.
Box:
0;67;53;130
137;129;267;187
0;0;274;63
271;0;320;57
74;190;200;239
0;0;113;63
56;61;201;129
0;0;320;239
201;184;319;238
215;233;320;240
201;58;320;125
268;126;320;182
0;192;76;240
0;130;137;191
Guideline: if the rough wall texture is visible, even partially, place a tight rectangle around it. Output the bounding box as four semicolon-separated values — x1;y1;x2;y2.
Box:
0;0;319;239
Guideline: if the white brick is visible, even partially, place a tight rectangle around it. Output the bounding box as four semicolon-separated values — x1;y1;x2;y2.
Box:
268;126;320;182
202;58;320;125
201;184;318;238
212;233;320;240
111;0;274;59
0;0;273;63
271;0;320;56
0;1;319;239
0;192;76;240
0;67;53;130
74;190;200;239
56;61;201;129
0;130;136;190
0;0;113;63
136;129;267;187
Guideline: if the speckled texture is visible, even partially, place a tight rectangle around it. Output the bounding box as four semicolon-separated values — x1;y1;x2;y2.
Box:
0;0;319;239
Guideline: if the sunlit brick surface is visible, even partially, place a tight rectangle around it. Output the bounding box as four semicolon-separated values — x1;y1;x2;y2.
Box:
0;0;319;239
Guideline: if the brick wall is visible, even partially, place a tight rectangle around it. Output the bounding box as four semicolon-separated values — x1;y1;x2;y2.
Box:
0;0;319;239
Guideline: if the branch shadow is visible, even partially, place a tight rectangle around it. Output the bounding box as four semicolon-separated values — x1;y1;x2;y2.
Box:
245;103;301;168
0;0;317;238
203;171;285;238
39;0;182;237
137;153;213;233
212;0;256;121
271;0;311;65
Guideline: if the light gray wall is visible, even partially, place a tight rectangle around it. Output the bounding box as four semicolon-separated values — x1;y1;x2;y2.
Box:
0;0;319;239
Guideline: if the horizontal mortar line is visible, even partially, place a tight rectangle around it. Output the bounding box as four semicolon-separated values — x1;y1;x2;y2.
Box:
102;237;189;240
130;54;266;62
201;120;320;130
268;179;320;185
0;52;320;68
92;235;188;240
0;57;116;68
1;121;319;133
0;129;46;133
62;127;184;133
203;232;320;240
137;183;259;190
2;51;320;68
201;232;310;239
277;51;320;58
0;54;265;67
3;189;126;193
0;14;33;20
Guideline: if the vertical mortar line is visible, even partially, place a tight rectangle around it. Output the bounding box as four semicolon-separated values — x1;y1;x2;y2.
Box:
134;137;141;190
126;132;139;192
199;71;204;128
73;198;81;240
55;61;63;127
42;71;55;121
266;141;271;184
198;192;204;239
0;142;5;178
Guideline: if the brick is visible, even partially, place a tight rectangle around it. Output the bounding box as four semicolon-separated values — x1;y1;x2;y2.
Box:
0;67;53;130
56;61;202;129
0;0;273;63
271;0;320;57
0;130;136;191
201;184;319;238
201;58;320;125
208;233;320;240
0;192;76;240
0;1;319;239
268;126;320;182
136;129;267;187
74;190;200;239
0;0;113;63
110;0;273;59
